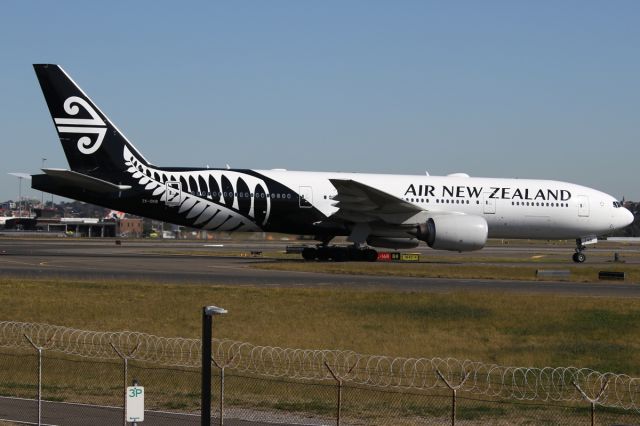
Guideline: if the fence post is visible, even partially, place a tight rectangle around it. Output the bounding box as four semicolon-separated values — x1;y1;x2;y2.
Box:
24;335;45;426
324;361;357;426
436;368;470;426
324;363;342;426
111;342;141;426
211;353;236;426
573;379;610;426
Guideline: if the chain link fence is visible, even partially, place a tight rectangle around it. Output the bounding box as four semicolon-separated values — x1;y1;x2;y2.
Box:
0;321;639;425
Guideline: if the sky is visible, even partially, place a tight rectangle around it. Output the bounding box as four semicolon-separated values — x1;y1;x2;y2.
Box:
0;1;638;202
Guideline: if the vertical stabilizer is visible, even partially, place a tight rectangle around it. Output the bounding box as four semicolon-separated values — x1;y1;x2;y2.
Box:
33;64;150;179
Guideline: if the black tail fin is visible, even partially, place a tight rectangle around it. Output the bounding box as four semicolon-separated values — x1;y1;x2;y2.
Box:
33;64;150;179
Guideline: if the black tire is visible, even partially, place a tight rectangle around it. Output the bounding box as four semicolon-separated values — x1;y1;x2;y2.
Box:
346;248;362;262
364;249;378;262
301;247;316;261
576;252;586;263
332;248;347;262
317;247;330;261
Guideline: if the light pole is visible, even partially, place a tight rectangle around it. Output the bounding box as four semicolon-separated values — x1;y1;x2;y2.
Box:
41;158;46;207
18;177;22;217
8;173;31;218
202;305;227;426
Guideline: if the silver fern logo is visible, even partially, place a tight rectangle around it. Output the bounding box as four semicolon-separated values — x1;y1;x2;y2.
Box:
54;96;107;155
123;147;267;232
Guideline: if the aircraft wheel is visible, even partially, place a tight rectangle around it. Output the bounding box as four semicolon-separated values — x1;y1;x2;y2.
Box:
572;252;586;263
364;249;378;262
345;248;361;262
317;247;330;261
332;248;347;262
302;247;317;261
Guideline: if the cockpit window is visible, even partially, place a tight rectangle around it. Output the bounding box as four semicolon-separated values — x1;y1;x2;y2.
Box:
613;201;621;208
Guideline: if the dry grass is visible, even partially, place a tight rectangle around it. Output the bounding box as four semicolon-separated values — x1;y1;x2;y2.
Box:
253;260;640;283
1;277;640;375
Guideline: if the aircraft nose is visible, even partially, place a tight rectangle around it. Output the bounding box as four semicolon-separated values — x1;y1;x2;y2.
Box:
620;207;634;228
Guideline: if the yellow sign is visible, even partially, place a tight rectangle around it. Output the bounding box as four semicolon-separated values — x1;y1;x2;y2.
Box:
400;253;420;262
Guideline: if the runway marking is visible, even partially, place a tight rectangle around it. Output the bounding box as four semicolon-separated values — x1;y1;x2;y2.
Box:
0;258;44;267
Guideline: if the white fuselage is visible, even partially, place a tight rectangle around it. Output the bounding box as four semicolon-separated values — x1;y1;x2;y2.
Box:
257;170;632;240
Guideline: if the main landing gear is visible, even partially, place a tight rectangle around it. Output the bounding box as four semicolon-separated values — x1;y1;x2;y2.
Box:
302;245;378;262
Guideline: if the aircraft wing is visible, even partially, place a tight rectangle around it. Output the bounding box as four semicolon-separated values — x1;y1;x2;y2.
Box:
328;179;427;224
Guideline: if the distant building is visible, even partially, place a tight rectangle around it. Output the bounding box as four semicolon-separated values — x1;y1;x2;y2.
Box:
117;218;143;237
38;218;116;237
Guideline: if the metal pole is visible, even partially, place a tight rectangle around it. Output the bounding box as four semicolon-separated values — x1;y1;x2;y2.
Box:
212;353;235;426
337;380;342;426
24;335;42;426
324;362;342;426
124;358;128;425
202;306;227;426
202;308;212;426
219;367;224;426
573;379;609;426
436;369;469;426
18;177;23;218
41;158;46;206
37;347;42;426
111;343;129;426
451;389;456;426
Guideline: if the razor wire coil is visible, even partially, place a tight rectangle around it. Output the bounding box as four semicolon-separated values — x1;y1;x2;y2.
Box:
1;321;638;411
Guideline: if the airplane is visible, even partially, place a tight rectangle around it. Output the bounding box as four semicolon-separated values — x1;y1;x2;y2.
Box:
29;64;634;262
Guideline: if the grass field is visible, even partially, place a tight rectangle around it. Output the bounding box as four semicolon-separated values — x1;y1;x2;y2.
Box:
1;277;639;375
254;259;640;282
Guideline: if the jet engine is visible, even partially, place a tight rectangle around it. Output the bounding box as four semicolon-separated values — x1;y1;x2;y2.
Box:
414;215;488;251
366;236;420;249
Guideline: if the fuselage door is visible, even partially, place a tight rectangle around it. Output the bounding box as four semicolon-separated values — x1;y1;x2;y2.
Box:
299;186;313;208
163;181;182;207
577;195;590;217
482;193;496;214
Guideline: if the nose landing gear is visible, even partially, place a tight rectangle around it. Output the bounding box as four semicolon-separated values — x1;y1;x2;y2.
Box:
572;237;596;263
572;251;586;263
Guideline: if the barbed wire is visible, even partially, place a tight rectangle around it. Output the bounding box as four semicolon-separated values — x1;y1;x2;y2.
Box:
1;321;638;411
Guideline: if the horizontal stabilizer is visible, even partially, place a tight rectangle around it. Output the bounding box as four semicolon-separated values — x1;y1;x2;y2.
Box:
40;168;131;193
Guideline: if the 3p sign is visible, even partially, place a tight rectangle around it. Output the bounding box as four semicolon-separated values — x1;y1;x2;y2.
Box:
126;386;144;422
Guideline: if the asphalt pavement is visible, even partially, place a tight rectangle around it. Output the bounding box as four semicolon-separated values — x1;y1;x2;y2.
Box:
0;239;638;296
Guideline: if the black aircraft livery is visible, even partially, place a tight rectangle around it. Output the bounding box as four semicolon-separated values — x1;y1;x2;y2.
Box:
32;65;325;236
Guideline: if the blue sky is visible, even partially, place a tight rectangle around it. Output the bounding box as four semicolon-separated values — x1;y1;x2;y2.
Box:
1;1;638;202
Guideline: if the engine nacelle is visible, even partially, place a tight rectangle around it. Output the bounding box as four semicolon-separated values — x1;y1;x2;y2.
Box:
415;215;488;252
367;236;420;250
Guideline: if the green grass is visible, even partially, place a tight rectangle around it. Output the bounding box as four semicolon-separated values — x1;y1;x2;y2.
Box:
2;276;640;423
1;277;640;374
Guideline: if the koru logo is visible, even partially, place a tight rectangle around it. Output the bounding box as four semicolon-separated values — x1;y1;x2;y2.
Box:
54;96;106;155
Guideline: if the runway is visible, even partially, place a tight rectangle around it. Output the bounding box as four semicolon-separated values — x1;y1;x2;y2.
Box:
1;239;639;296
